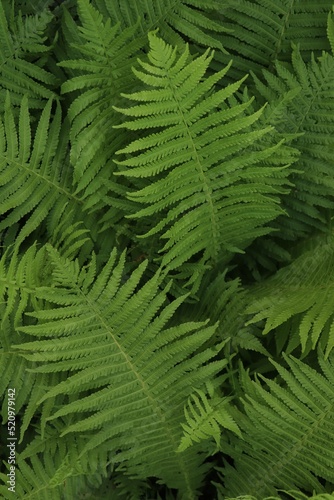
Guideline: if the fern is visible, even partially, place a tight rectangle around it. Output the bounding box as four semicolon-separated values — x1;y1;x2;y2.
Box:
221;351;334;497
2;1;334;498
10;245;227;497
251;42;334;241
59;0;144;200
0;93;86;247
178;386;241;452
223;494;334;500
114;33;295;289
0;0;57;110
212;0;333;83
246;235;334;358
92;0;229;52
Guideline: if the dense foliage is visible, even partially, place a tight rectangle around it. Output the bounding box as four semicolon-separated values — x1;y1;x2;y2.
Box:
1;1;334;499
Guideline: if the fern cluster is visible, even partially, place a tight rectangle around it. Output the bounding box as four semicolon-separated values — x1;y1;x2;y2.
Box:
1;1;334;499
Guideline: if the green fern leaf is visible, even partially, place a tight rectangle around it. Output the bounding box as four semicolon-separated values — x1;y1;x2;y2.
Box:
213;0;333;83
178;388;241;452
13;245;226;496
224;494;334;500
93;0;229;52
58;0;144;201
0;2;57;110
246;236;334;357
252;39;334;240
222;351;334;497
328;8;334;54
114;33;294;283
0;93;84;246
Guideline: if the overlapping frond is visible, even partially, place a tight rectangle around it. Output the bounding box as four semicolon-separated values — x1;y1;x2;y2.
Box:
172;270;269;356
0;246;66;468
93;0;229;52
0;453;64;500
0;243;47;328
114;33;296;288
213;0;333;82
178;387;240;452
252;39;334;240
0;428;106;499
233;19;334;275
1;2;334;498
245;235;334;358
12;245;226;497
59;0;144;201
0;93;84;246
0;1;57;110
221;351;334;497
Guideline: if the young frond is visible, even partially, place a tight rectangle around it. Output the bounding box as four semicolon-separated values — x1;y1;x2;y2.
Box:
178;388;241;452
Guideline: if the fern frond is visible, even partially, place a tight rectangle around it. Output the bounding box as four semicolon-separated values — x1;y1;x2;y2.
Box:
328;8;334;54
58;0;143;200
93;0;229;52
0;245;68;444
0;93;84;246
178;387;241;452
172;269;269;359
223;494;334;500
0;454;63;499
222;351;334;497
0;245;39;328
0;2;57;110
246;235;334;357
213;0;333;82
252;40;334;240
0;427;102;499
12;245;226;496
114;33;295;286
